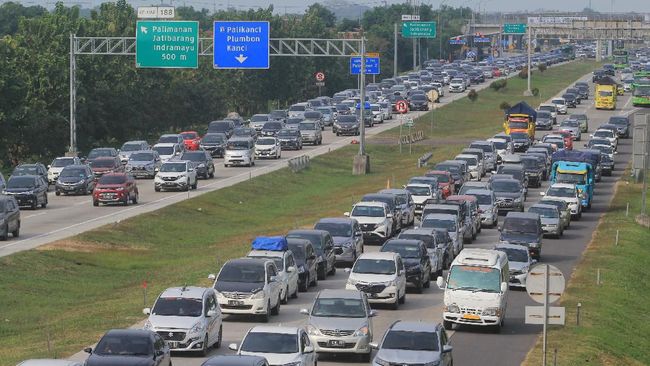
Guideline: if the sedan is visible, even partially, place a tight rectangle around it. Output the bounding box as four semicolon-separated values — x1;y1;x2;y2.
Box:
230;326;316;366
84;329;171;366
371;321;453;366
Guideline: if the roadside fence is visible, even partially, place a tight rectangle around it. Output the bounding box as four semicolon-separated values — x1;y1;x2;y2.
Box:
288;155;310;173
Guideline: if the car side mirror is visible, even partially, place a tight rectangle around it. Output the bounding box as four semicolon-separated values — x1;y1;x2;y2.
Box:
436;276;445;289
614;151;618;154
287;266;296;273
386;213;393;218
143;307;151;315
343;212;350;217
531;259;538;265
300;308;310;315
304;345;315;354
443;344;453;353
47;165;51;169
539;192;545;196
84;347;93;354
398;269;405;276
270;276;278;282
228;343;239;351
208;274;216;281
500;282;508;293
344;268;351;273
355;231;363;237
369;342;379;349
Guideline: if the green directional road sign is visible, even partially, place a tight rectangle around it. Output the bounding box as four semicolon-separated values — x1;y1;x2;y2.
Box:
503;23;527;34
402;21;436;38
136;20;199;68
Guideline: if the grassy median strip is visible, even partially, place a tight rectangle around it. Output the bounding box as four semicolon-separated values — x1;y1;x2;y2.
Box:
523;174;650;366
0;61;599;365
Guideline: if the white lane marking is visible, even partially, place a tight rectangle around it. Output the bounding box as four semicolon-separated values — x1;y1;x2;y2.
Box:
74;200;90;206
24;212;47;219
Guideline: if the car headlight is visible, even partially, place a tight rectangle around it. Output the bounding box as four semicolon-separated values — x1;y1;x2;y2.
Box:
198;163;205;168
374;357;390;366
143;320;153;330
251;290;266;299
298;265;305;274
306;324;321;336
340;241;353;248
178;174;186;179
383;280;397;287
445;304;460;313
353;325;369;337
482;307;502;316
189;321;205;334
514;197;523;203
347;278;358;286
114;187;124;191
578;191;586;199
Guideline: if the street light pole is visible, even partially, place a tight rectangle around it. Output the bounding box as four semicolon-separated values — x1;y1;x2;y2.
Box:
359;34;366;156
524;26;533;96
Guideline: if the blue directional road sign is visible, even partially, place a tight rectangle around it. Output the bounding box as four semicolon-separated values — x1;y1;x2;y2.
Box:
350;57;380;75
356;102;371;110
213;21;269;69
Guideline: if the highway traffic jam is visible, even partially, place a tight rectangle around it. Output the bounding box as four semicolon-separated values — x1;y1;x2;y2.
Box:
9;47;641;366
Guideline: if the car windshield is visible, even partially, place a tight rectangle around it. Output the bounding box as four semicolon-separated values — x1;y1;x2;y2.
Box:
159;136;179;143
251;115;269;122
338;116;357;123
426;173;449;183
98;175;126;185
593;145;613;154
160;163;186;173
547;186;575;197
539;105;555;112
496;248;528;263
594;130;613;138
521;159;539;169
529;207;558;218
503;218;538;233
264;122;282;130
300;123;317;130
311;298;366;318
411;95;426;101
60;168;86;178
537;111;551;118
151;297;202;317
290;105;306;112
88;149;113;159
509;121;528;129
492;180;521;192
241;332;298;354
287;244;306;260
609;118;628;126
270;111;286;118
7;176;36;188
227;141;250;150
447;265;501;292
233;129;252;136
510;132;528;140
351;205;385;217
552;99;565;105
51;158;75;168
277;130;297;138
406;185;431;196
153;146;174;155
181;152;206;162
456;157;477;166
94;334;152;356
250;256;284;271
421;217;456;231
471;193;492;205
90;159;116;168
561;120;579;127
218;264;265;283
13;166;39;175
257;138;276;145
314;222;352;237
382;243;420;258
130;152;154;161
210;123;230;132
317;108;331;115
353;259;396;275
556;172;585;184
381;330;439;351
490;140;507;149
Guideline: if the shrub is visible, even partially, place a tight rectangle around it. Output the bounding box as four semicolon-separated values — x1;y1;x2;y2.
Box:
538;63;547;73
468;89;478;102
489;79;507;91
499;101;511;111
532;87;540;96
518;67;532;79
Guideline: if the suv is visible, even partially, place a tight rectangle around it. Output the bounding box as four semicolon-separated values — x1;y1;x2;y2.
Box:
209;258;283;322
499;212;543;259
286;229;336;280
119;140;150;163
345;201;394;245
491;178;525;212
465;189;498;228
314;217;364;265
379;189;416;227
0;195;20;240
208;120;236;138
299;121;323;145
154;160;198;192
229;326;316;366
277;129;303;150
381;239;431;293
255;137;282;159
405;183;436;218
346;252;407;310
54;164;96;196
287;238;319;291
126;150;161;179
398;228;446;278
47;156;81;184
541;183;582;219
152;142;183;162
361;193;402;232
247;243;299;304
494;243;535;289
200;133;228;158
143;286;222;355
3;175;48;209
302;289;376;360
224;137;256;167
93;173;139;206
180;150;215;179
371;321;453;366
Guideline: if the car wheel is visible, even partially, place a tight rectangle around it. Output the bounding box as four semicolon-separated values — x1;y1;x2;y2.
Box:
443;320;453;330
281;286;288;304
31;200;38;210
391;294;400;310
192;180;198;190
424;272;431;288
317;264;326;280
215;325;222;349
55;191;61;196
154;186;161;192
41;196;47;208
93;200;99;207
271;296;280;315
224;164;229;168
299;276;309;292
0;225;7;241
359;352;371;362
123;195;129;206
328;263;336;276
12;223;20;238
415;277;423;294
261;302;271;323
336;132;340;136
132;192;138;204
200;334;209;356
398;290;406;304
310;272;318;287
209;170;215;179
291;284;299;298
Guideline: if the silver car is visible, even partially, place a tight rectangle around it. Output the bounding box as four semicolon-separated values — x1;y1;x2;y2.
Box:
528;204;563;238
465;189;498;228
302;289;376;360
299;121;323;145
126;150;161;178
558;119;582;141
371;321;453;366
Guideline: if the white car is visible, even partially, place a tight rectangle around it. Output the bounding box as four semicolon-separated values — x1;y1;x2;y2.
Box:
591;129;618;150
210;258;283;322
540;183;582;219
143;286;222;355
378;102;393;120
370;104;384;123
448;78;466;93
152;142;183;162
431;82;445;97
455;154;482;181
345;201;394;245
154;160;197;192
486;137;512;161
494;243;534;288
247;249;299;304
46;156;81;184
405;183;436;218
537;103;558;122
550;98;568;114
230;326;317;366
345;252;407;310
254;137;282;159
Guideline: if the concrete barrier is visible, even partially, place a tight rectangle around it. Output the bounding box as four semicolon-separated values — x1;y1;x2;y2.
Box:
288;155;310;172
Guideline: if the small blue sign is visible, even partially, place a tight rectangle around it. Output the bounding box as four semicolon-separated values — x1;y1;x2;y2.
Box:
449;39;466;45
350;57;380;75
213;21;269;69
474;36;491;43
356;102;371;110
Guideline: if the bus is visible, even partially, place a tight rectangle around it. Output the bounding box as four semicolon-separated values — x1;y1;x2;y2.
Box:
613;50;629;69
632;83;650;107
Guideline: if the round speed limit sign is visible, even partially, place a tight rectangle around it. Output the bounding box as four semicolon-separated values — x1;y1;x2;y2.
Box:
315;72;326;82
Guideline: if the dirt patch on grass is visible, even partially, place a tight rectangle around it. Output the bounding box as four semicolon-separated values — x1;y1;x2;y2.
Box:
37;240;149;253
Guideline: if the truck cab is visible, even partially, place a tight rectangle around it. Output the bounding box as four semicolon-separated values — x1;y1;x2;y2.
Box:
595;76;618;110
550;161;594;209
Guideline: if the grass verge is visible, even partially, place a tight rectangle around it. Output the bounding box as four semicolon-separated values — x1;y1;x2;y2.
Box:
0;61;599;365
522;172;650;366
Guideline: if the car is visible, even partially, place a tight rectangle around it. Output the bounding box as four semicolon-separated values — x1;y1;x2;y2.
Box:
458;181;490;195
398;228;446;277
17;361;82;366
370;103;385;123
499;212;544;259
269;109;288;123
83;329;171;366
3;175;48;209
454;154;482;181
608;115;630;138
210;258;283;322
529;203;563;238
496;164;529;193
285;117;303;130
201;133;228;158
158;133;185;146
539;198;571;230
286;238;319;291
286;229;336;280
334;115;360;136
247;238;299;303
380;239;432;293
276;129;303;150
0;195;20;240
143;286;222;355
509;131;530;152
345;252;407;309
224;137;256;167
405;183;436;218
125;150;161;179
491;178;525;213
570;113;589;133
11;163;48;183
420;213;463;257
229;326;316;366
314;217;364;265
541;183;582;219
379;189;416;227
488;137;514;161
449;78;466;92
467;141;497;172
47;157;82;184
92;173;139;206
408;94;429;111
86;147;119;164
537;103;559;122
299;121;322;145
208;120;236;137
261;121;285;137
249;114;270;133
301;289;376;359
304;111;325;130
181;130;202;151
600;153;615;176
289;103;309;118
119;140;150;163
180;150;215;179
520;156;546;188
591;129;618;150
424;170;455;198
559;119;582;141
152;142;183;162
550;98;568;114
494;243;535;288
233;128;258;142
566;87;582;103
465;189;498;228
89;156;124;180
201;355;268;366
54;164;96;196
370;321;453;366
562;93;577;108
254;137;282;159
154;160;198;192
345;201;394;245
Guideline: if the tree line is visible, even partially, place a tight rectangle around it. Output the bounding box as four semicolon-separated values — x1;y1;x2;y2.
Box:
0;1;470;167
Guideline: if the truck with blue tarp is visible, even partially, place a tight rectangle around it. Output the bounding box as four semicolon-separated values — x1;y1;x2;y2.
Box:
550;151;595;209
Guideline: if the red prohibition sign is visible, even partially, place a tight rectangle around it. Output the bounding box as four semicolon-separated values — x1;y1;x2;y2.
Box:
315;72;326;82
396;100;409;114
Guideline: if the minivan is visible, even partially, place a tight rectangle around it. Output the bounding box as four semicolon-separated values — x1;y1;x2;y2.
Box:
499;212;543;259
224;137;255;167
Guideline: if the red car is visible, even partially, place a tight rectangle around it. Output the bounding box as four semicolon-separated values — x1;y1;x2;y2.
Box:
93;173;139;206
553;130;574;150
89;156;124;180
424;170;455;198
181;131;201;151
491;67;502;77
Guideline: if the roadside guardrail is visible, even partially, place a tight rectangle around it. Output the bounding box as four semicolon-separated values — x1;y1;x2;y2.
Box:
417;152;433;168
399;130;425;145
288;155;310;172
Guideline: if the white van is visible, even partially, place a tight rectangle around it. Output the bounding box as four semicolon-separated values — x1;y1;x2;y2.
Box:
436;248;509;332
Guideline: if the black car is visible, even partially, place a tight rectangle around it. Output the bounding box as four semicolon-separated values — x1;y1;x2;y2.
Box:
566;88;582;104
261;121;284;137
86;147;119;164
3;175;48;209
592;70;606;82
232;127;258;141
600;153;614;176
286;238;318;291
286;229;336;280
11;163;48;184
575;83;589;100
0;195;20;240
55;164;96;195
497;165;529;192
200;133;228;158
208;120;235;138
520;156;545;188
408;94;429;111
380;239;431;293
180;150;215;179
276;129;303;150
562;93;577;108
84;329;171;366
269;109;288;123
509;132;530;152
608;116;630;138
499;212;543;259
355;110;373;127
535;111;554;130
335;115;360;136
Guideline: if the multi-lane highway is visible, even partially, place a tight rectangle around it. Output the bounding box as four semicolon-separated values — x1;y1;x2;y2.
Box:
61;71;642;366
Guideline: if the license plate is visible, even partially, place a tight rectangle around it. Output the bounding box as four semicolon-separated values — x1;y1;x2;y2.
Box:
369;293;378;298
462;314;480;320
228;300;244;306
328;340;346;348
167;341;178;349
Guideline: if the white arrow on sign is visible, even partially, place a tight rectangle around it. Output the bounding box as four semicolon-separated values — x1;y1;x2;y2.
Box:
140;26;148;34
235;54;248;63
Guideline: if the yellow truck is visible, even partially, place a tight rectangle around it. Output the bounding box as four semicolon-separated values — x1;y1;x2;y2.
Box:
595;77;617;110
503;101;536;140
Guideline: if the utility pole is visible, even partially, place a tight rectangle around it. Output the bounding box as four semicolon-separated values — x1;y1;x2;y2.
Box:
359;34;366;157
524;26;533;96
394;23;398;77
69;33;77;156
